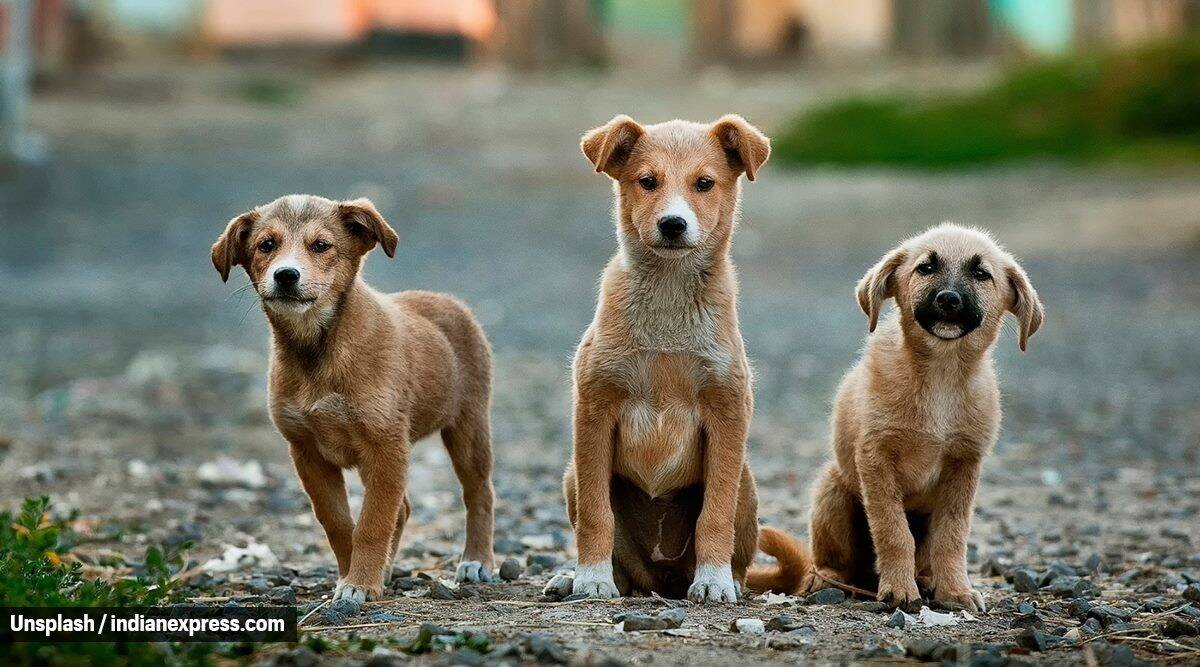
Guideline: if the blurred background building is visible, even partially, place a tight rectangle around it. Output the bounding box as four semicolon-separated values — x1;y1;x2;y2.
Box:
5;0;1199;162
6;0;1200;69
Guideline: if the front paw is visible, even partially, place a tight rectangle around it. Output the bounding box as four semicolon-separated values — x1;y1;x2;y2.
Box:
571;562;620;599
688;563;738;603
877;573;921;609
333;577;381;605
455;560;496;584
934;585;986;612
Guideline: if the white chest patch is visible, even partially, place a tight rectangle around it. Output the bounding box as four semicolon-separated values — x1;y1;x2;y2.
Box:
922;383;964;442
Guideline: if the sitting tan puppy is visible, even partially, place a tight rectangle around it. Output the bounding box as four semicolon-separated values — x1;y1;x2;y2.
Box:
753;224;1043;611
546;115;770;602
211;195;496;603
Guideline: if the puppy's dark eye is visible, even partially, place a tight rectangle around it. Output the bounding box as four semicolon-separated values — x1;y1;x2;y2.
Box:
916;262;936;275
311;240;332;253
257;239;276;253
638;175;658;191
695;176;715;192
971;268;991;281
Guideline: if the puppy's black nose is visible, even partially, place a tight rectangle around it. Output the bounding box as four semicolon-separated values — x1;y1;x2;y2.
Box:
274;267;300;286
935;290;962;313
657;216;687;240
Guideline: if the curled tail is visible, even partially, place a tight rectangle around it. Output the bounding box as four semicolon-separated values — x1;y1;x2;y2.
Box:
744;526;810;594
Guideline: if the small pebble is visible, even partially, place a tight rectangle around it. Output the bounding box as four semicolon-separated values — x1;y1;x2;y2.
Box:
1089;640;1133;667
765;613;806;632
1088;605;1132;628
1016;628;1070;652
266;585;296;605
886;609;910;628
1068;597;1094;619
731;618;765;635
322;598;361;624
428;582;458;600
657;607;687;628
615;607;685;631
1010;612;1044;631
368;611;405;623
1184;583;1200;603
905;638;954;661
543;574;573;600
525;633;568;664
1012;568;1039;593
1162;616;1199;638
617;613;662;632
804;587;847;606
498;557;523;581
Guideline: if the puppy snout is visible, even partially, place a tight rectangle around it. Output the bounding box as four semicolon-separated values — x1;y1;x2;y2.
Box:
274;267;301;287
657;215;687;241
935;290;963;313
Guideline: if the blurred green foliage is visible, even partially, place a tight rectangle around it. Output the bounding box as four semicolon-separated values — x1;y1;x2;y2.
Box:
237;76;306;108
774;37;1200;168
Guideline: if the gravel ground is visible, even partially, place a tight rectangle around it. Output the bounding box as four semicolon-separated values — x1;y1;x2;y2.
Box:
1;59;1199;664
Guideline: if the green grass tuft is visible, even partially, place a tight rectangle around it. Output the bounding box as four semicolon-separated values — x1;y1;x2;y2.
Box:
774;37;1200;168
0;497;210;666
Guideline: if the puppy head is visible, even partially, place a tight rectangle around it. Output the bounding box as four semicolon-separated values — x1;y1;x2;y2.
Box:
581;114;769;259
857;223;1044;351
211;194;397;319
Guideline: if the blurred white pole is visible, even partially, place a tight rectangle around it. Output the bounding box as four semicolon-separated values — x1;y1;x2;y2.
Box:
1;0;35;163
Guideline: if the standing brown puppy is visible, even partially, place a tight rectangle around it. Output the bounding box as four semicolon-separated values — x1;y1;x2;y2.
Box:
211;194;496;603
754;224;1043;611
545;115;769;602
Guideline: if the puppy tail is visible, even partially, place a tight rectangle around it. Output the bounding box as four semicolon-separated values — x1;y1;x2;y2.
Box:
744;526;810;594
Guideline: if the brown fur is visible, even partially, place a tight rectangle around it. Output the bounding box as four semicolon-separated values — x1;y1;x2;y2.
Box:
553;115;770;602
211;194;496;602
781;224;1043;611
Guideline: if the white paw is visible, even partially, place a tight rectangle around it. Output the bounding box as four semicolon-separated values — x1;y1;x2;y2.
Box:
332;579;371;605
688;563;738;603
571;561;619;599
455;560;496;584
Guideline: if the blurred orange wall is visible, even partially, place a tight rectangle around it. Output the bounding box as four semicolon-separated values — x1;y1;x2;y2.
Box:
203;0;495;47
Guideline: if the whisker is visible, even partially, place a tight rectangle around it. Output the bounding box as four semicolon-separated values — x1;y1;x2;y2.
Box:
238;301;260;327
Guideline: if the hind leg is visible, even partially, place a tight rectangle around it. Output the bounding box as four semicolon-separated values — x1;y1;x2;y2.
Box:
807;464;863;592
383;495;412;583
441;407;496;583
543;468;581;595
731;464;759;590
910;512;935;595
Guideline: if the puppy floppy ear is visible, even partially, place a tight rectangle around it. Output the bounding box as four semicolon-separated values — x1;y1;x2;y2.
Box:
711;114;771;181
338;198;398;257
1005;259;1044;351
211;211;259;283
856;247;907;332
581;115;644;178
